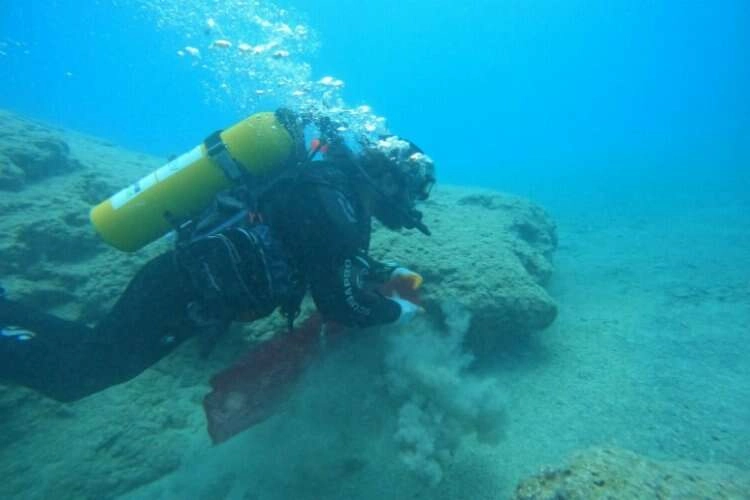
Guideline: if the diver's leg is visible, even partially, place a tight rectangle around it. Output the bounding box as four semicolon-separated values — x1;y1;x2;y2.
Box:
0;251;202;402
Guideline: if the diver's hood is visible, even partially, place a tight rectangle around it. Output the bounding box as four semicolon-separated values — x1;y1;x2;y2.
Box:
372;136;436;202
357;136;434;236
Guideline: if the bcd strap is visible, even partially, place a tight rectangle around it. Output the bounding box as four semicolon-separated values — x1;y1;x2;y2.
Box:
176;228;275;319
204;130;245;182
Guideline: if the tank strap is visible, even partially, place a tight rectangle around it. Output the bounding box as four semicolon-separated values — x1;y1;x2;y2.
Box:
204;130;246;182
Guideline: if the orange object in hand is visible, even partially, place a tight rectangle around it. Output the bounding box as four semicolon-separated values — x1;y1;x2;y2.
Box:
390;267;423;290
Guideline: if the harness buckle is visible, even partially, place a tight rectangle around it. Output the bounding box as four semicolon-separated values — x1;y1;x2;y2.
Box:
204;130;245;182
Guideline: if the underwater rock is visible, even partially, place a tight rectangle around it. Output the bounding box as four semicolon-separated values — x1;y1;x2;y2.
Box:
0;109;163;319
513;447;750;499
0;366;194;499
371;186;558;337
0;154;25;190
0;110;84;190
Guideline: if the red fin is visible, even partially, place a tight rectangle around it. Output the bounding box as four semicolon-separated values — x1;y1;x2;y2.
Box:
203;314;324;444
203;281;421;444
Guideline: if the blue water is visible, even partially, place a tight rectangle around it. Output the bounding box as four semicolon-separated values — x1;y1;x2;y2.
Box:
2;1;749;498
3;1;748;194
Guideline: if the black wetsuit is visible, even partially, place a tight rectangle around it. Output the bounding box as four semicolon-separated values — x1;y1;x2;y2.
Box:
0;161;401;402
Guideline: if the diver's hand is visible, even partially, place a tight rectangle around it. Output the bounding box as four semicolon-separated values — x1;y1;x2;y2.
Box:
390;267;423;290
391;293;424;325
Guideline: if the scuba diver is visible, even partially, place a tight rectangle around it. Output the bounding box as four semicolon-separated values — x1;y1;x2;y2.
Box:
0;109;436;403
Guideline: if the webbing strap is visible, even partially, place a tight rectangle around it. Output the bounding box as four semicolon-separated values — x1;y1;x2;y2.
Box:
204;130;245;182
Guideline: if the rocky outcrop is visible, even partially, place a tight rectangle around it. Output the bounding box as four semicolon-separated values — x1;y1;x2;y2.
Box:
372;187;558;339
0;111;85;190
513;447;750;499
0;112;163;320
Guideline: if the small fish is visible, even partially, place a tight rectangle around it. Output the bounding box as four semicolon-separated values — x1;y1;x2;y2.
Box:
213;39;232;49
1;325;36;341
318;76;344;88
274;23;293;36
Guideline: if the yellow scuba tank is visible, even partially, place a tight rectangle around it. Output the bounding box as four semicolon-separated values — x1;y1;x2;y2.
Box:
90;112;295;252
